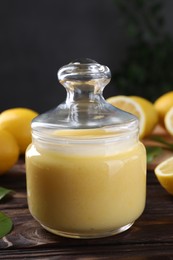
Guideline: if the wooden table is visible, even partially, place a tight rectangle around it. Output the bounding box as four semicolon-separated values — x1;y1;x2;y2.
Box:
1;157;173;259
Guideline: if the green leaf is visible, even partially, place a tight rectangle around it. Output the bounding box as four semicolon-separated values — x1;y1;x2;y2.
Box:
150;2;162;15
146;146;163;163
0;187;13;201
0;211;13;239
150;135;173;150
135;0;145;8
127;23;139;37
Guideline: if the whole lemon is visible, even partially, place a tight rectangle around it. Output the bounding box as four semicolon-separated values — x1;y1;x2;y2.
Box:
0;108;38;154
0;129;19;175
154;91;173;125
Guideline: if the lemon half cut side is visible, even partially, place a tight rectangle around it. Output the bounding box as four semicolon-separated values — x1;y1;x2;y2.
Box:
106;95;145;138
164;107;173;135
106;95;158;139
155;156;173;195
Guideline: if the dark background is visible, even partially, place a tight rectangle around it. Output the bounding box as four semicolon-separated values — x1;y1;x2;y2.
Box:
0;0;173;113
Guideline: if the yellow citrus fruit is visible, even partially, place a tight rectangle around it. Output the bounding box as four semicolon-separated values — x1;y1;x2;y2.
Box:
106;95;158;139
155;156;173;195
154;91;173;125
164;107;173;135
0;108;38;154
0;129;19;175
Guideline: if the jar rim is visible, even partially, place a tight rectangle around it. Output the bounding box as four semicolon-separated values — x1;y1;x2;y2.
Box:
32;121;139;145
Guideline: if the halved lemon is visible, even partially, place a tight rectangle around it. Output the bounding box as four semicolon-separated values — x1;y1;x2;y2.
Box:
154;156;173;195
164;107;173;135
106;95;158;139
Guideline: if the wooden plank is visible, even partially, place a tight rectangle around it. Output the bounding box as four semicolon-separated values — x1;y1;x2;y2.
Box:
1;158;173;258
1;181;173;249
0;206;172;248
1;244;173;259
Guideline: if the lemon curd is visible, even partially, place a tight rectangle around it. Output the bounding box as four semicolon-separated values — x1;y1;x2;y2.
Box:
26;129;146;238
26;59;147;238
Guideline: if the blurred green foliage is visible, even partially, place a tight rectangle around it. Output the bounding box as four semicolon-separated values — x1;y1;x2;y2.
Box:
113;0;173;101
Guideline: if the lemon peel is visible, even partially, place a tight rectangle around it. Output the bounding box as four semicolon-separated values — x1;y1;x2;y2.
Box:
0;129;19;175
154;91;173;125
0;108;38;154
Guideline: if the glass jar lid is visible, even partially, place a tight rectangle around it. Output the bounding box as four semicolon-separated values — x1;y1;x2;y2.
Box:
32;59;139;141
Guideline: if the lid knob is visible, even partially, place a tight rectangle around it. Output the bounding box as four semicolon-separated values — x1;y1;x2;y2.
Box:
58;58;111;82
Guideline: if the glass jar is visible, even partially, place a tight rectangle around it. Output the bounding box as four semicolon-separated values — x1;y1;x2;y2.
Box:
25;58;146;239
